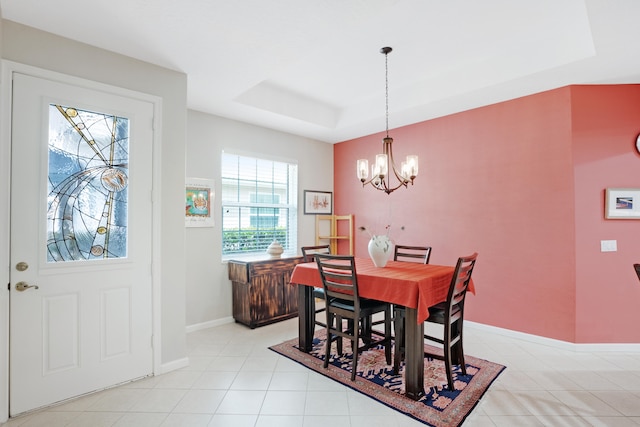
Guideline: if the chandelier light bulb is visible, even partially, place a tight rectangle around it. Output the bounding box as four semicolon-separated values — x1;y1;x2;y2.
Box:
375;154;388;178
406;155;419;178
357;159;369;181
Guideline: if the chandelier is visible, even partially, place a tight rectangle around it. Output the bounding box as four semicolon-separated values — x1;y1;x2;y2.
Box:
357;47;418;195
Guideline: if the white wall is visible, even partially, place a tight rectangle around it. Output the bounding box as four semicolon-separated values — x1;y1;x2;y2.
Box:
0;11;7;423
0;17;333;421
0;19;188;373
185;110;333;328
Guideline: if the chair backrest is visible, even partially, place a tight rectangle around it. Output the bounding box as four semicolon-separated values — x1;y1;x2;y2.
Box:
315;254;359;304
301;244;331;262
446;252;478;315
634;264;640;283
394;245;432;264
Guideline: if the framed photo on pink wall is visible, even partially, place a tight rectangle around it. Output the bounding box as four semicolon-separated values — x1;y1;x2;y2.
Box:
605;188;640;219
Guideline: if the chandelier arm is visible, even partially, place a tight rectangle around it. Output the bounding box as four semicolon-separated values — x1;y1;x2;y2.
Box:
391;167;409;185
384;136;410;186
381;178;407;194
360;176;379;187
360;174;408;194
387;148;406;185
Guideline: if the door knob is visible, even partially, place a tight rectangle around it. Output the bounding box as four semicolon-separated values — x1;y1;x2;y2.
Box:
15;282;39;292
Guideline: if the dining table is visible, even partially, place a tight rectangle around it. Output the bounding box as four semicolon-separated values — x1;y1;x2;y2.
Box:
289;256;475;401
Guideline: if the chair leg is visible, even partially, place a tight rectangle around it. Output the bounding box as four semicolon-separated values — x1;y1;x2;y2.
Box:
457;343;466;376
455;320;467;376
323;309;334;369
443;322;454;390
336;315;343;355
351;319;360;381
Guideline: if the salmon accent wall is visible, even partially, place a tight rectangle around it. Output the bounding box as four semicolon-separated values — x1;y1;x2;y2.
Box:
571;85;640;343
334;85;640;344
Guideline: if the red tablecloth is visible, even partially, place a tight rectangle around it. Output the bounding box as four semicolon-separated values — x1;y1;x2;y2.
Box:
290;257;475;324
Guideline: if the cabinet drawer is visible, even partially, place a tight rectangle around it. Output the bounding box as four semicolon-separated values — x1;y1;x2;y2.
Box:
248;257;303;277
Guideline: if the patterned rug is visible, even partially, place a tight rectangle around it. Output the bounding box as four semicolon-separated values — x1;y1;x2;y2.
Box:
269;330;505;427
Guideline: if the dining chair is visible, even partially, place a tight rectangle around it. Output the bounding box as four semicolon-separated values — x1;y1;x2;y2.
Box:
422;252;478;390
634;264;640;283
315;254;392;381
390;245;431;373
301;245;331;328
394;244;432;264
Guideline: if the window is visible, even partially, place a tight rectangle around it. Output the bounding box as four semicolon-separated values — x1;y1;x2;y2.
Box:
47;104;130;262
221;152;297;260
250;193;280;228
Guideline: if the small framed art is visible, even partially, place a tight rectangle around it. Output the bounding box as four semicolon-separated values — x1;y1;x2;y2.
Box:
304;190;332;215
605;188;640;219
185;178;215;227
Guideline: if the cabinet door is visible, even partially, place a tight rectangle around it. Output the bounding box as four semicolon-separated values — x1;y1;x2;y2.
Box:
281;270;299;316
250;272;286;323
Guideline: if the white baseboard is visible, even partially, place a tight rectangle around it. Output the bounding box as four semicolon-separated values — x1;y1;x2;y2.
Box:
184;317;640;353
185;316;234;334
466;321;640;352
156;357;189;375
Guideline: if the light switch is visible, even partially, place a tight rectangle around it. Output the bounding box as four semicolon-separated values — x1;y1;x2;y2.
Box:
600;240;617;252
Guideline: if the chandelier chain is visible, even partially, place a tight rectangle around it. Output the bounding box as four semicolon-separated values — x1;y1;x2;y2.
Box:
385;50;389;137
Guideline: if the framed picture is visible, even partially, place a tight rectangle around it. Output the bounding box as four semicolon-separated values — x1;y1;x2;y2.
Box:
185;178;215;227
304;190;332;214
605;188;640;219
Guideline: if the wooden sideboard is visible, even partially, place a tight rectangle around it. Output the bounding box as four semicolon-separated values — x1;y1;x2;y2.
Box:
228;256;304;328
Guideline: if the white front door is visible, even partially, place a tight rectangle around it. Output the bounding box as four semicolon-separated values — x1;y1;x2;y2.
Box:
9;73;154;416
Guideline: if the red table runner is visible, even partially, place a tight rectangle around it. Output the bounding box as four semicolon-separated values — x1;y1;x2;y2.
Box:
290;257;475;324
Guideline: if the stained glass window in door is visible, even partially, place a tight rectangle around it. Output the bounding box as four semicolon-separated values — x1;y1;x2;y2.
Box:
47;104;129;262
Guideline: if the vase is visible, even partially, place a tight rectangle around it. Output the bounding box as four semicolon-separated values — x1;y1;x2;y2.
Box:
266;240;284;259
368;235;391;267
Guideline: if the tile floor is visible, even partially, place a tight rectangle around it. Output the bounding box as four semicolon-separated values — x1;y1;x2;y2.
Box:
2;317;640;426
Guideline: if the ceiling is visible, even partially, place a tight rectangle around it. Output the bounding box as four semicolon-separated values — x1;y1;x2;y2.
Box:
2;0;640;143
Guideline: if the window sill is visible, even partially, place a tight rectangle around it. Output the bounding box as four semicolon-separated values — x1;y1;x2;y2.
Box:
222;252;298;263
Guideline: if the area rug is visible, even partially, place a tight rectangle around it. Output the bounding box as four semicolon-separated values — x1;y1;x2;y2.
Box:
269;330;505;427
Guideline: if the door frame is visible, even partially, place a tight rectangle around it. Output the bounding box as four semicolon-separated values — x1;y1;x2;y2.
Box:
0;60;163;422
